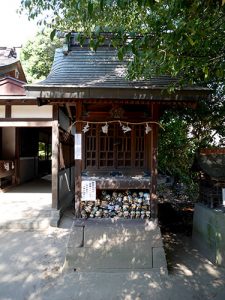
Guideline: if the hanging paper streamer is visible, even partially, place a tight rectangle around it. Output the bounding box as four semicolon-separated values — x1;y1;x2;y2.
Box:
102;123;109;134
145;123;152;134
82;122;90;133
68;120;164;136
122;123;131;133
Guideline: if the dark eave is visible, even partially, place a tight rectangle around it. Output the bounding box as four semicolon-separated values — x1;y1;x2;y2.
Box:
0;60;19;73
25;84;210;102
0;60;27;83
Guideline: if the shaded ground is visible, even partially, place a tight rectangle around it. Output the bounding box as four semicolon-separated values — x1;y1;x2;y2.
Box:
0;191;225;299
0;178;52;229
158;187;195;272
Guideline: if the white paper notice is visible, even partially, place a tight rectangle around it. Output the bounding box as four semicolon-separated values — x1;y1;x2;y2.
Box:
81;181;96;201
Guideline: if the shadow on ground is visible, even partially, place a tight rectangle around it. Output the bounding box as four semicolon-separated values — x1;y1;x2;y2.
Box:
0;204;225;300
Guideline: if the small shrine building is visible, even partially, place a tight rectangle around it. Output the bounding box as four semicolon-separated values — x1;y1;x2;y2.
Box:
0;37;210;222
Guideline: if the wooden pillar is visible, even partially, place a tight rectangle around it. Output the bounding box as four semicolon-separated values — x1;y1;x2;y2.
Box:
74;101;82;217
52;119;59;209
150;104;159;218
5;105;11;118
15;127;20;185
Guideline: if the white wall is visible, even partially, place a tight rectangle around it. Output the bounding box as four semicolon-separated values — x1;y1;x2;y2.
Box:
11;105;52;118
0;105;5;118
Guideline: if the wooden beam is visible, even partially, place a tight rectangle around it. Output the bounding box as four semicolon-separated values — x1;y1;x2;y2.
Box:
52;120;59;209
0;121;53;127
53;104;58;120
66;103;73;120
15;128;20;185
74;100;82;217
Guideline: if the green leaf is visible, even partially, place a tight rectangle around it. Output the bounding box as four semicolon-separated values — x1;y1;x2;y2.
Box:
118;48;124;61
94;25;101;35
89;38;99;51
185;34;195;46
65;32;71;43
77;33;86;46
203;66;209;79
100;0;104;10
146;0;155;6
50;29;56;41
88;1;94;16
24;0;31;8
137;0;143;7
89;38;95;50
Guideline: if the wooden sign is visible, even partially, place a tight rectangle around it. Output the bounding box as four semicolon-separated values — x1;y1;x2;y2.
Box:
74;133;82;159
222;188;225;207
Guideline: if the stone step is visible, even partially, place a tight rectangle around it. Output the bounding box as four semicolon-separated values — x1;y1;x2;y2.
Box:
63;219;168;275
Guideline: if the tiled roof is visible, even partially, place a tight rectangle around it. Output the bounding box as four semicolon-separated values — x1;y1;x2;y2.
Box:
25;45;210;100
197;153;225;180
0;47;18;68
38;47;179;88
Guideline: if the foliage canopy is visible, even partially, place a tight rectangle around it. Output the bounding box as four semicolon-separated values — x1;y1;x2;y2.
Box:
19;0;225;84
158;83;225;197
20;30;62;82
19;0;225;194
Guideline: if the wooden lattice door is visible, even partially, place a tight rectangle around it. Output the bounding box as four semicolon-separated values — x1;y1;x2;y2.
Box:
134;125;145;168
84;123;147;171
99;124;114;168
85;124;97;168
